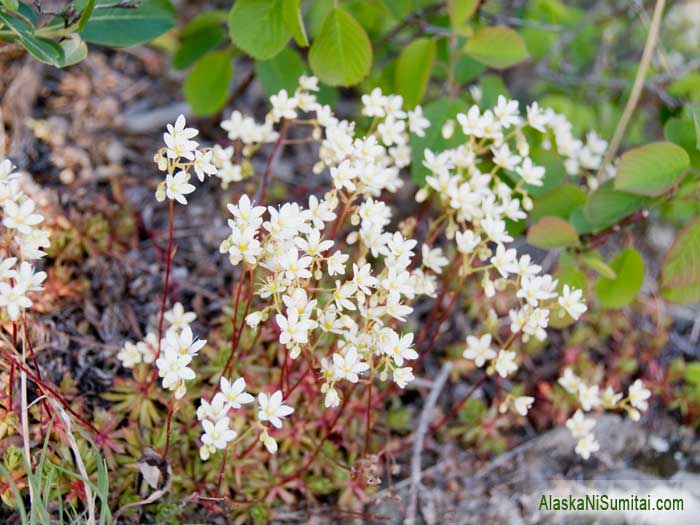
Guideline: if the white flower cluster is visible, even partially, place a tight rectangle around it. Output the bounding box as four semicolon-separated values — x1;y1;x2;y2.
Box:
0;159;49;322
560;368;651;459
197;379;295;460
117;302;206;399
218;79;440;414
411;96;590;417
153;115;218;203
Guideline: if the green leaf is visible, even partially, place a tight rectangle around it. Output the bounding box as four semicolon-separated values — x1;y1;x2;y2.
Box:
394;37;436;109
583;180;649;232
664;115;700;167
0;12;64;66
531;184;587;223
595;248;645;308
79;0;176;47
77;0;95;31
447;0;480;29
58;34;88;67
228;0;289;60
283;0;309;47
477;74;509;109
527;216;579;248
614;141;690;197
184;50;233;116
660;219;700;304
581;252;616;279
255;48;306;98
464;26;529;69
410;98;468;184
309;7;372;86
173;20;225;70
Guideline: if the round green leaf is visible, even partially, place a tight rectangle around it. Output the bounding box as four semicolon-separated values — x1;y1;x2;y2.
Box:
173;25;225;70
614;141;690;197
660;218;700;304
309;7;372;87
79;0;176;48
184;51;233;116
464;26;529;69
228;0;290;60
527;216;579;248
583;180;649;232
283;0;309;47
394;37;436;109
447;0;480;29
255;48;306;98
595;248;645;308
531;184;587;223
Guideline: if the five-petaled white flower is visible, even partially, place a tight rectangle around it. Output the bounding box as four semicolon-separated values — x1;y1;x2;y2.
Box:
257;390;294;428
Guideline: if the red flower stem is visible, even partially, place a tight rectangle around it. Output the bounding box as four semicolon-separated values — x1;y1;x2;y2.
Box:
162;397;175;459
0;347;98;435
276;383;357;487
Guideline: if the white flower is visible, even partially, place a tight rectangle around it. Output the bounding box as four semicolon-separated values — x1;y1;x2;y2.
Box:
219;377;255;408
156;348;195;390
493;95;520;128
327;250;349;276
164;114;198;160
601;386;622;409
566;410;596;438
558;368;581;394
463;334;497;367
117;342;141;368
575;433;600;460
276;309;314;347
408;105;430;137
299;75;319;92
628;379;651;411
455;230;481;254
3;199;44;234
0;282;32;320
164;302;196;333
577;384;601;411
324;387;340;408
9;261;46;291
332;347;369;383
201;417;237;450
513;396;534;416
494;350;517;378
257;390;294;429
193;150;217;181
526;102;548;132
558;285;587;320
421;245;449;274
361;87;386;117
197;392;230;421
162;325;206;357
393;367;415;389
165;171;196;204
270;89;298;122
491;143;521;170
490;243;518;278
384;331;418;367
136;333;158;364
352;263;377;295
515;158;545;186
